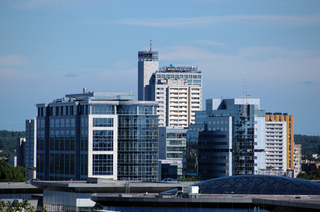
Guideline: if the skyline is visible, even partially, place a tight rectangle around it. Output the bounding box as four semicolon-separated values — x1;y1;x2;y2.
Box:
0;0;319;135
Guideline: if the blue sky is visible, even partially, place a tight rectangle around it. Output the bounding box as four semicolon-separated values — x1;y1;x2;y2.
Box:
0;0;319;135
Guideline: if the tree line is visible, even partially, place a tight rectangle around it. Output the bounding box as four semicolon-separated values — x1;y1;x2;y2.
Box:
294;134;320;156
0;130;25;158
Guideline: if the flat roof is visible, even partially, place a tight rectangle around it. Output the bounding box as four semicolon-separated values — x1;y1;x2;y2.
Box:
91;193;320;211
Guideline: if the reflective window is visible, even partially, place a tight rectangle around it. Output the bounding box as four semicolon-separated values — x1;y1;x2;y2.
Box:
93;118;113;127
93;130;113;151
92;154;113;175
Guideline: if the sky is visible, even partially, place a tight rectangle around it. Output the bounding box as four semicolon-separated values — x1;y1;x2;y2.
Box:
0;0;319;136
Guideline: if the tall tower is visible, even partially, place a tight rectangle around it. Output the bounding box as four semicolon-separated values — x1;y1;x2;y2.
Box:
265;113;294;170
138;41;158;101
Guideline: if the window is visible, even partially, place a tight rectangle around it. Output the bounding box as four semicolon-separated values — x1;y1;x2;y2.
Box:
93;118;113;127
92;154;113;175
93;130;113;151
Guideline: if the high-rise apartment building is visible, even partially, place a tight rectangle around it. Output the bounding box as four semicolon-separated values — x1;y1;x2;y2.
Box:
138;48;202;127
188;98;266;179
153;65;202;127
36;89;159;181
265;121;287;171
25;118;37;179
266;113;294;170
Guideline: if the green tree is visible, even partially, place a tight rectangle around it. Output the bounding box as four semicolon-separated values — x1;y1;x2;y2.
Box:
0;130;25;158
295;134;320;156
0;199;35;212
297;169;320;180
0;159;25;182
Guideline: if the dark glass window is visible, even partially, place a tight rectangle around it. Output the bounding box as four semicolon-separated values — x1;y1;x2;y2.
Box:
93;118;113;127
93;130;113;151
92;154;113;175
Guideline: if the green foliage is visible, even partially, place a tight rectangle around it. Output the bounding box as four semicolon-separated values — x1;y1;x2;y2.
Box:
180;176;200;182
0;159;26;182
0;199;35;212
297;169;320;180
0;130;25;158
295;134;320;156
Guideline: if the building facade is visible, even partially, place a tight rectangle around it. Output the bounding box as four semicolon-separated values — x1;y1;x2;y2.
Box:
138;49;202;128
25;118;37;179
159;126;187;180
138;50;159;101
36;89;159;181
265;121;287;171
188;98;266;179
265;113;294;170
294;144;302;177
154;65;202;127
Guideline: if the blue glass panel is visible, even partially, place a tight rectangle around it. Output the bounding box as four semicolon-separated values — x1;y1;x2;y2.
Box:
235;176;254;194
248;176;267;194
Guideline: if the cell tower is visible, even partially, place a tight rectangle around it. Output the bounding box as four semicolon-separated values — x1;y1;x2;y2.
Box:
239;79;251;105
150;39;152;52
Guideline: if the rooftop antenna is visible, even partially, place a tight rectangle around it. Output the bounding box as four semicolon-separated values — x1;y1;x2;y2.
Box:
150;39;152;52
239;79;251;105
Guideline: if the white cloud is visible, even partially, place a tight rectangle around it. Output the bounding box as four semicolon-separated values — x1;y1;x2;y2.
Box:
111;14;320;27
0;55;30;66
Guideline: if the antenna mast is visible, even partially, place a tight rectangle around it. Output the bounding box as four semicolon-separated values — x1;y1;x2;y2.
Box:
239;79;251;104
150;39;152;52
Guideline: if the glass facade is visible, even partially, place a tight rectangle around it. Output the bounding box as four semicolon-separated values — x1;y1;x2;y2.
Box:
92;154;113;175
118;105;159;181
93;130;113;151
36;91;158;181
163;175;320;195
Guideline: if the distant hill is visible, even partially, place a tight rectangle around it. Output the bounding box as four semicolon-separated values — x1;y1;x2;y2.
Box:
0;130;25;158
294;134;320;156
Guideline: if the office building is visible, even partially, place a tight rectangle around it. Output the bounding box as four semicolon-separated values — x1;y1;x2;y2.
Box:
138;49;159;101
36;89;159;181
188;98;266;179
25;118;37;179
265;121;287;171
265;113;294;170
159;126;187;180
16;137;25;167
294;144;302;177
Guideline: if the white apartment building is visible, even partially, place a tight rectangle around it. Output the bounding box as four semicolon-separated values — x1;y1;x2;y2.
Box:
265;122;287;171
154;65;202;127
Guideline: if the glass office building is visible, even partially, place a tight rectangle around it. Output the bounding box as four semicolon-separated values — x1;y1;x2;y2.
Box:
187;98;266;179
36;89;159;181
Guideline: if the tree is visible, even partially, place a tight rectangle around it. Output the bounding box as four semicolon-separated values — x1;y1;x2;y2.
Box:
297;169;320;180
0;159;25;182
0;130;26;158
0;199;35;212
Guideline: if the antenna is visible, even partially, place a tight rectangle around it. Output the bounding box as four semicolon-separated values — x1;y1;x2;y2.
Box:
238;79;251;104
150;39;152;52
